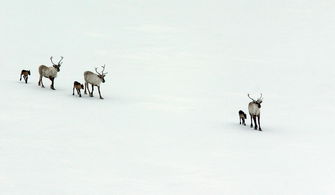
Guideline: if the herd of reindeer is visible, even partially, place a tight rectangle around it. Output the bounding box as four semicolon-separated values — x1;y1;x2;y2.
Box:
19;56;264;130
19;56;108;99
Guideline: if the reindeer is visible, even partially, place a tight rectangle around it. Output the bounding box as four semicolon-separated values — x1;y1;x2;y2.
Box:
38;56;63;90
84;65;108;99
20;70;31;84
248;94;263;131
238;110;247;126
73;81;84;97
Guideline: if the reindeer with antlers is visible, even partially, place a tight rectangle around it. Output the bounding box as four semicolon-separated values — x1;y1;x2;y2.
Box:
248;93;263;131
84;65;108;99
38;56;64;90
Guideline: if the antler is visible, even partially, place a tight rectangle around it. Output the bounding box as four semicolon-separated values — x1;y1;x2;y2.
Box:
259;93;263;100
58;56;64;65
50;56;57;65
50;56;63;65
101;64;108;75
95;65;108;75
95;67;101;75
248;94;256;101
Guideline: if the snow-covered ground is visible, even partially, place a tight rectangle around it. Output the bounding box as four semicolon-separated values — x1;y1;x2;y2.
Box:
1;0;335;194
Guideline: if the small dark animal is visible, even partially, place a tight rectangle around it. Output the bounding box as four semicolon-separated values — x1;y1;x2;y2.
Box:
73;81;84;97
20;70;31;84
248;93;263;131
238;110;247;126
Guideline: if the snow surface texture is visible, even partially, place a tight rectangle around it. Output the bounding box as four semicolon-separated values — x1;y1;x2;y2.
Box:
1;0;335;194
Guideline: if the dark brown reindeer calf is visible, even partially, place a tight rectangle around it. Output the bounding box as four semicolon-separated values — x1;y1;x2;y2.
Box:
239;110;247;126
73;81;84;97
20;70;31;83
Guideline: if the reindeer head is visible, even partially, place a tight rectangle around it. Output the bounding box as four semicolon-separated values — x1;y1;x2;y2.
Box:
50;56;64;72
248;93;263;108
81;84;84;89
95;64;108;83
28;70;31;75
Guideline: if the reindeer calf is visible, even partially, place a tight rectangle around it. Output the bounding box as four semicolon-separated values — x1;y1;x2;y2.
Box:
20;70;31;84
73;81;84;97
238;110;247;126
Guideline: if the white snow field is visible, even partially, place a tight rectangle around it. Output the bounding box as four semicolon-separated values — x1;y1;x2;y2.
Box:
1;0;335;194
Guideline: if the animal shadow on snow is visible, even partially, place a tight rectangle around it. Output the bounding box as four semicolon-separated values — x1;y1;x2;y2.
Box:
225;121;264;133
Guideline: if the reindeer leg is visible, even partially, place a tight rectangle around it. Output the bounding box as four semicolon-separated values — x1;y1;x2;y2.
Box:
20;74;22;81
84;82;87;94
253;116;257;130
239;118;241;125
25;76;28;84
39;75;45;88
258;115;262;131
250;114;253;128
86;83;91;96
97;86;103;99
50;77;55;90
73;87;75;95
77;89;82;97
90;84;94;97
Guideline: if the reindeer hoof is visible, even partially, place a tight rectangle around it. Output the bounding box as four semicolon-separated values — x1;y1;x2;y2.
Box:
259;128;262;131
100;97;104;99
